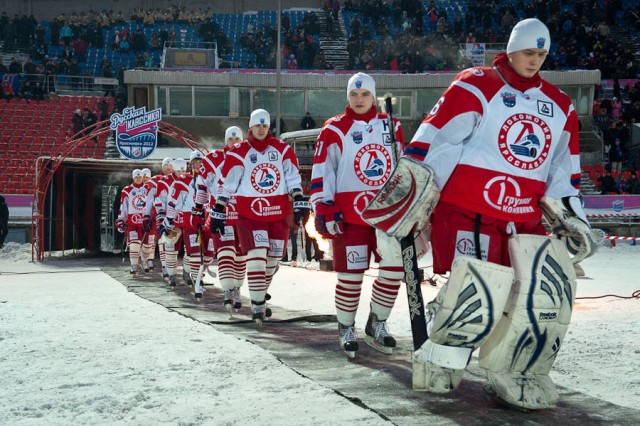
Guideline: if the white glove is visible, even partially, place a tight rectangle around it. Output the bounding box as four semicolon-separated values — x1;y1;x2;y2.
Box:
540;196;599;263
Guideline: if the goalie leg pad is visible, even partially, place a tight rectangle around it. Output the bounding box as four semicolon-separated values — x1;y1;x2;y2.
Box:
412;257;513;392
362;156;440;238
478;234;576;410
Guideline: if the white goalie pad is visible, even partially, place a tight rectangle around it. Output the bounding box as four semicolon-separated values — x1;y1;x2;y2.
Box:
478;234;576;408
362;156;440;239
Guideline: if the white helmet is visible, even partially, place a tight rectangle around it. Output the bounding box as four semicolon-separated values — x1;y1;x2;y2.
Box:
189;150;204;162
173;158;187;172
132;169;143;178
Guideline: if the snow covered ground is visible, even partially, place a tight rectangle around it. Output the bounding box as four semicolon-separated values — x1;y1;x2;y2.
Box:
1;241;639;424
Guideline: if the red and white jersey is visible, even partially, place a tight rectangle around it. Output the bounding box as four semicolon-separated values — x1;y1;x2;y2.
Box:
165;173;195;228
220;134;302;222
310;106;404;226
196;146;243;223
117;182;152;226
154;173;177;215
406;61;580;223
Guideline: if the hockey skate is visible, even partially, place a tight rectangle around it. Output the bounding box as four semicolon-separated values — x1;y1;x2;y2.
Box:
168;274;177;287
142;260;150;273
146;259;154;271
129;264;139;276
162;267;169;282
338;323;358;359
364;312;396;355
223;289;234;312
183;270;194;287
232;287;242;310
251;300;268;326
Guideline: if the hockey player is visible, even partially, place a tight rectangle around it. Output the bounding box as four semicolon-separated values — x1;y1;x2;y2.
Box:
154;157;175;279
140;168;157;272
310;72;405;358
195;126;246;311
116;169;154;275
362;19;598;409
209;109;306;324
157;158;188;286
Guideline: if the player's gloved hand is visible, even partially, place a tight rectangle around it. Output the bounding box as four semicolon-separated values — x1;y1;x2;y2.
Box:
190;204;205;228
155;212;165;230
142;215;153;232
115;219;127;234
292;190;312;225
314;202;344;239
540;196;599;263
209;197;228;235
158;217;174;237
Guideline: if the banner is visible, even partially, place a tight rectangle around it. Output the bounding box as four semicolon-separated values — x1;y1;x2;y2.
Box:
583;195;640;216
465;43;485;67
109;106;162;160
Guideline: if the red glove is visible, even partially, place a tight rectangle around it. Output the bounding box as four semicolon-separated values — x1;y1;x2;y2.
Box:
190;205;205;228
314;202;343;239
115;219;127;234
142;215;153;232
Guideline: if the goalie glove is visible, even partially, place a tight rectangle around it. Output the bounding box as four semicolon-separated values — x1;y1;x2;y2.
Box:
362;156;440;238
540;195;599;263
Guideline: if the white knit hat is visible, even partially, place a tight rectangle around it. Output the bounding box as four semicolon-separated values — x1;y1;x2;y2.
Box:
161;157;173;166
141;168;151;177
189;150;204;162
506;18;551;54
173;158;187;172
132;169;143;178
347;72;376;101
225;126;243;141
249;109;270;128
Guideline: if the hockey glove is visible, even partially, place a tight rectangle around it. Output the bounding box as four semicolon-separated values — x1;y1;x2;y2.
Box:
292;192;312;225
115;219;127;234
190;204;206;228
540;196;599;263
155;212;166;230
158;217;174;237
209;197;228;235
142;215;153;233
314;202;344;239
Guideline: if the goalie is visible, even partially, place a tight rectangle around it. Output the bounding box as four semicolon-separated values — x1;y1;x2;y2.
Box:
363;19;598;410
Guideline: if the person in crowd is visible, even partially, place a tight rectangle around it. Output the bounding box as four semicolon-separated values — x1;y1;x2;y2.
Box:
300;112;316;130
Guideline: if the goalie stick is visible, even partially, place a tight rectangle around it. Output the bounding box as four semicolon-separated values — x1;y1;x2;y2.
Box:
384;95;428;351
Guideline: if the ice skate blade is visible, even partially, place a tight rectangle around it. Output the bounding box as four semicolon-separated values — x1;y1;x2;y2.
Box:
343;350;356;359
364;336;393;354
194;292;202;300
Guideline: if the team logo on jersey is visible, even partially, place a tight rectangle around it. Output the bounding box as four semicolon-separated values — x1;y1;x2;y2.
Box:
268;151;278;161
251;164;281;194
110;106;161;160
482;176;535;215
354;145;392;186
351;131;363;144
537;100;554;117
365;124;373;133
501;92;517;108
132;194;147;209
498;113;551;170
536;37;546;49
250;153;258;164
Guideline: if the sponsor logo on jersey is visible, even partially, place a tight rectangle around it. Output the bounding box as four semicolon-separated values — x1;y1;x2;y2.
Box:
252;230;269;247
351;130;363;144
268;151;278;161
498;113;551;170
251;163;281;194
482;176;535;215
501;91;517;108
250;153;258;163
346;244;368;270
454;231;489;260
537;100;553;117
538;312;557;321
268;239;285;257
249;197;282;217
354;144;392;186
353;191;377;216
111;105;161;160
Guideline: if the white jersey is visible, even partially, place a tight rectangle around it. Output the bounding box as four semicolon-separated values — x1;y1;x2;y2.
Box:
117;182;152;226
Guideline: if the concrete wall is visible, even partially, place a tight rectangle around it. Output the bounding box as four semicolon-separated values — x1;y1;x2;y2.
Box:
1;0;320;21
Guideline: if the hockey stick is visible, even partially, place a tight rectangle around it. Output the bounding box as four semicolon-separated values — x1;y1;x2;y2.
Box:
384;95;428;350
193;225;206;299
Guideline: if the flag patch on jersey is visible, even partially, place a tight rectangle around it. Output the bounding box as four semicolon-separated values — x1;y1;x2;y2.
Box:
501;92;516;108
537;100;553;117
